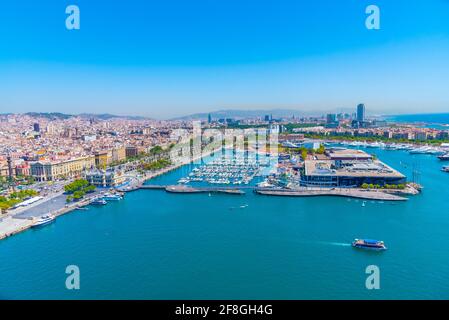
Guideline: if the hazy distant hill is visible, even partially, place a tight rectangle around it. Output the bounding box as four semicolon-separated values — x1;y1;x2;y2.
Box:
24;112;73;120
172;108;363;120
23;112;151;121
172;109;313;120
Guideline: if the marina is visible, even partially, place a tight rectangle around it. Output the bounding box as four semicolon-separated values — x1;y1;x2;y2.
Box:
177;154;271;185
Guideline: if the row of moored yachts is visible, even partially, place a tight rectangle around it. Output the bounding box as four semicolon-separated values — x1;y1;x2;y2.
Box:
337;141;449;157
178;157;265;185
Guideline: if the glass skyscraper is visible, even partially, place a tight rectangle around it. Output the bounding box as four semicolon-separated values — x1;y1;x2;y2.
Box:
357;104;365;122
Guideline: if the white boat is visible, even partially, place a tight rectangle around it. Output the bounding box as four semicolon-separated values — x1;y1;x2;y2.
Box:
410;146;444;155
366;142;382;148
91;198;107;205
409;147;431;154
32;215;55;228
102;193;123;201
385;143;399;150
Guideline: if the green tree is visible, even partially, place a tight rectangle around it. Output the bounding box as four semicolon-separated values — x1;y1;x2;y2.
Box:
300;147;308;161
73;190;85;200
0;202;10;212
317;144;325;154
149;145;164;155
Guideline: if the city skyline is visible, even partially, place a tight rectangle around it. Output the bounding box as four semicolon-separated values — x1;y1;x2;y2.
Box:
1;0;449;118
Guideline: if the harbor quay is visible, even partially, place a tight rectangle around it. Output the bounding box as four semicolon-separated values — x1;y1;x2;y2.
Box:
139;184;409;200
254;187;407;201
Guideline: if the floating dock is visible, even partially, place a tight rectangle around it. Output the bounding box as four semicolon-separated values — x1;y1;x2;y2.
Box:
165;185;244;195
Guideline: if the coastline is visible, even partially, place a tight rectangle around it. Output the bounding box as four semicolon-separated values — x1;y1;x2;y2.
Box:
0;148;218;241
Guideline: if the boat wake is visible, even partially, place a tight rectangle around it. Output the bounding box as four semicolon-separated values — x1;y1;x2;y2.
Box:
229;204;249;210
315;241;352;247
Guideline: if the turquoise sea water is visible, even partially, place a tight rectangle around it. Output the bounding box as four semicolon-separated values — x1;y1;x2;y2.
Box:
1;148;449;299
388;113;449;128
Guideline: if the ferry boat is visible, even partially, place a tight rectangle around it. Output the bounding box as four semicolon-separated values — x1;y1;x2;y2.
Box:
32;215;55;228
91;198;107;205
102;193;123;201
352;239;387;251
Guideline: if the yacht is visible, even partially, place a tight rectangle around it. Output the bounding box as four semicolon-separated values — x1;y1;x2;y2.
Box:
32;215;55;228
102;193;123;201
385;143;399;150
352;239;387;251
91;198;107;205
367;142;384;148
442;165;449;172
409;146;431;154
438;153;449;161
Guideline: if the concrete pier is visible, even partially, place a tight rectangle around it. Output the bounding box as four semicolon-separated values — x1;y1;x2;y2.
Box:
255;187;408;201
139;184;407;200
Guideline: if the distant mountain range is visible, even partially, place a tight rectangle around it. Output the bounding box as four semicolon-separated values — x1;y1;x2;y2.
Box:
21;112;151;121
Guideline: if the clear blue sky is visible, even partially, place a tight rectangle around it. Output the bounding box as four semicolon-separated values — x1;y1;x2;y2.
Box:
1;0;448;119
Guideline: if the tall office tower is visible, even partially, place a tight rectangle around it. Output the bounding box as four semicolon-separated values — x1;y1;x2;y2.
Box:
357;104;365;122
33;122;40;132
326;114;337;124
208;113;212;124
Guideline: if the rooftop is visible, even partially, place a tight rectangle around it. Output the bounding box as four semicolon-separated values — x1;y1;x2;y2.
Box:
325;148;372;160
304;159;405;178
